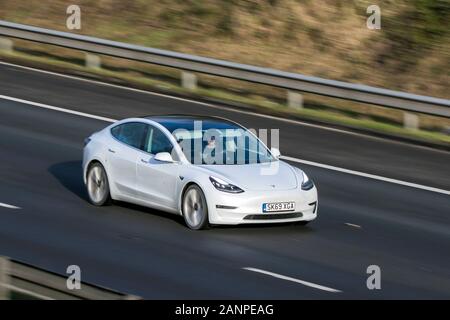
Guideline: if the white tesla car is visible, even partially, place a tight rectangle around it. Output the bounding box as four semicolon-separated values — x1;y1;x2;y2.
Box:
82;115;317;229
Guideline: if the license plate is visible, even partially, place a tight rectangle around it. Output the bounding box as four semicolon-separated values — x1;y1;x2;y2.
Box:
262;202;295;213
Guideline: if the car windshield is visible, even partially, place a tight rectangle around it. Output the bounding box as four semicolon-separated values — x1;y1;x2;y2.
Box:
155;118;274;165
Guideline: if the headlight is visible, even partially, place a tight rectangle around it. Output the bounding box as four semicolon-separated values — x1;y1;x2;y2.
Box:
209;176;244;193
294;167;314;190
301;171;314;190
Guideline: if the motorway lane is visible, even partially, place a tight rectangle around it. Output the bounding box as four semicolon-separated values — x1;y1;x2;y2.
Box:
0;63;449;190
1;98;450;298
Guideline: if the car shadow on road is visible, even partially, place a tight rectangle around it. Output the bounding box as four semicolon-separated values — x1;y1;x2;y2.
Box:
48;160;89;202
212;222;316;233
112;200;187;227
48;160;186;226
48;161;316;232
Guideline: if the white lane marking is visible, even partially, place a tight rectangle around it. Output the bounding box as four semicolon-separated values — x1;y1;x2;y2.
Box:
0;95;116;123
1;93;449;196
345;223;362;228
3;60;447;151
0;202;20;209
282;155;450;196
243;267;341;293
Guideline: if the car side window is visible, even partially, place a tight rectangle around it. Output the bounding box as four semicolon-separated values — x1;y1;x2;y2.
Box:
111;122;148;150
144;126;173;155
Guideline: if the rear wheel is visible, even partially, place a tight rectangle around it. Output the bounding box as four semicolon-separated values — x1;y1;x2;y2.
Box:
86;162;111;206
182;185;209;230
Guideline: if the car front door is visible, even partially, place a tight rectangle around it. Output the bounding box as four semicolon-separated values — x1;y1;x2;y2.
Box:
135;125;180;211
107;122;148;198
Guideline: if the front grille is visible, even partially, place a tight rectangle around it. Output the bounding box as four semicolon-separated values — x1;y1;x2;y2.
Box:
243;212;303;220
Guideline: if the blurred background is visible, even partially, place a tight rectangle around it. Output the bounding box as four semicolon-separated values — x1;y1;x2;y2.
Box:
0;0;449;144
1;1;450;301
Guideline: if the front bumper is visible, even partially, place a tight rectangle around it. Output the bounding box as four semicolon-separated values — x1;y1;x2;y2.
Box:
206;185;318;225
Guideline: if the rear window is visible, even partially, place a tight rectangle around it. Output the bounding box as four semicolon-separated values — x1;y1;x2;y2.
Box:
111;122;147;150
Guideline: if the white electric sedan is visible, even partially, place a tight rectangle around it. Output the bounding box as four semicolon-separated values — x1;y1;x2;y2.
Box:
82;115;317;229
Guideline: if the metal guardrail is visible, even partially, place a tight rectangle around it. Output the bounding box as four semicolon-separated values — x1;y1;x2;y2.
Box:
0;256;139;300
0;20;449;118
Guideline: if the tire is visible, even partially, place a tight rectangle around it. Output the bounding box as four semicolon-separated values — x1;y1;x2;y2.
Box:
182;185;209;230
86;162;111;206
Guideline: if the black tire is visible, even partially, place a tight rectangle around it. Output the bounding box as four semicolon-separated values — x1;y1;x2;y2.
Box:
182;185;210;230
86;162;112;206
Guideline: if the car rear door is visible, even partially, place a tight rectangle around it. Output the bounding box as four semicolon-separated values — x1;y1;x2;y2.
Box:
107;122;148;198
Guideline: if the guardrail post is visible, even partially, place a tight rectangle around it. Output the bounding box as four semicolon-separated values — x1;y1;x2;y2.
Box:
403;112;419;130
0;37;13;53
0;256;11;300
287;91;303;110
181;72;197;91
85;53;101;69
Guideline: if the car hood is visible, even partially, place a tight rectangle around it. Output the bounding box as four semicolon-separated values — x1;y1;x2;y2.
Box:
200;161;298;191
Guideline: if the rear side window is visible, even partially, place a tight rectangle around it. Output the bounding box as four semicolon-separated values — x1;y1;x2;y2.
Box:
111;122;148;150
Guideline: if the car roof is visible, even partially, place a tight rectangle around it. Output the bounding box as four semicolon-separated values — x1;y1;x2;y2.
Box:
143;114;244;131
144;114;233;122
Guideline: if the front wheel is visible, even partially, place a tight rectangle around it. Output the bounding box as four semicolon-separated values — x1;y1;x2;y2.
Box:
182;185;209;230
86;162;111;206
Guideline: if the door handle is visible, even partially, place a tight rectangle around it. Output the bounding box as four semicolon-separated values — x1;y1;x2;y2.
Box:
141;158;148;164
108;148;116;153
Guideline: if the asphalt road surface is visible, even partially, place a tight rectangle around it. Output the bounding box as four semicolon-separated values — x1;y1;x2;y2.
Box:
0;62;449;299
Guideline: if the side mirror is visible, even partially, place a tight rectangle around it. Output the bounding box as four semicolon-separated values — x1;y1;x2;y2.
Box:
271;147;281;159
154;152;175;163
